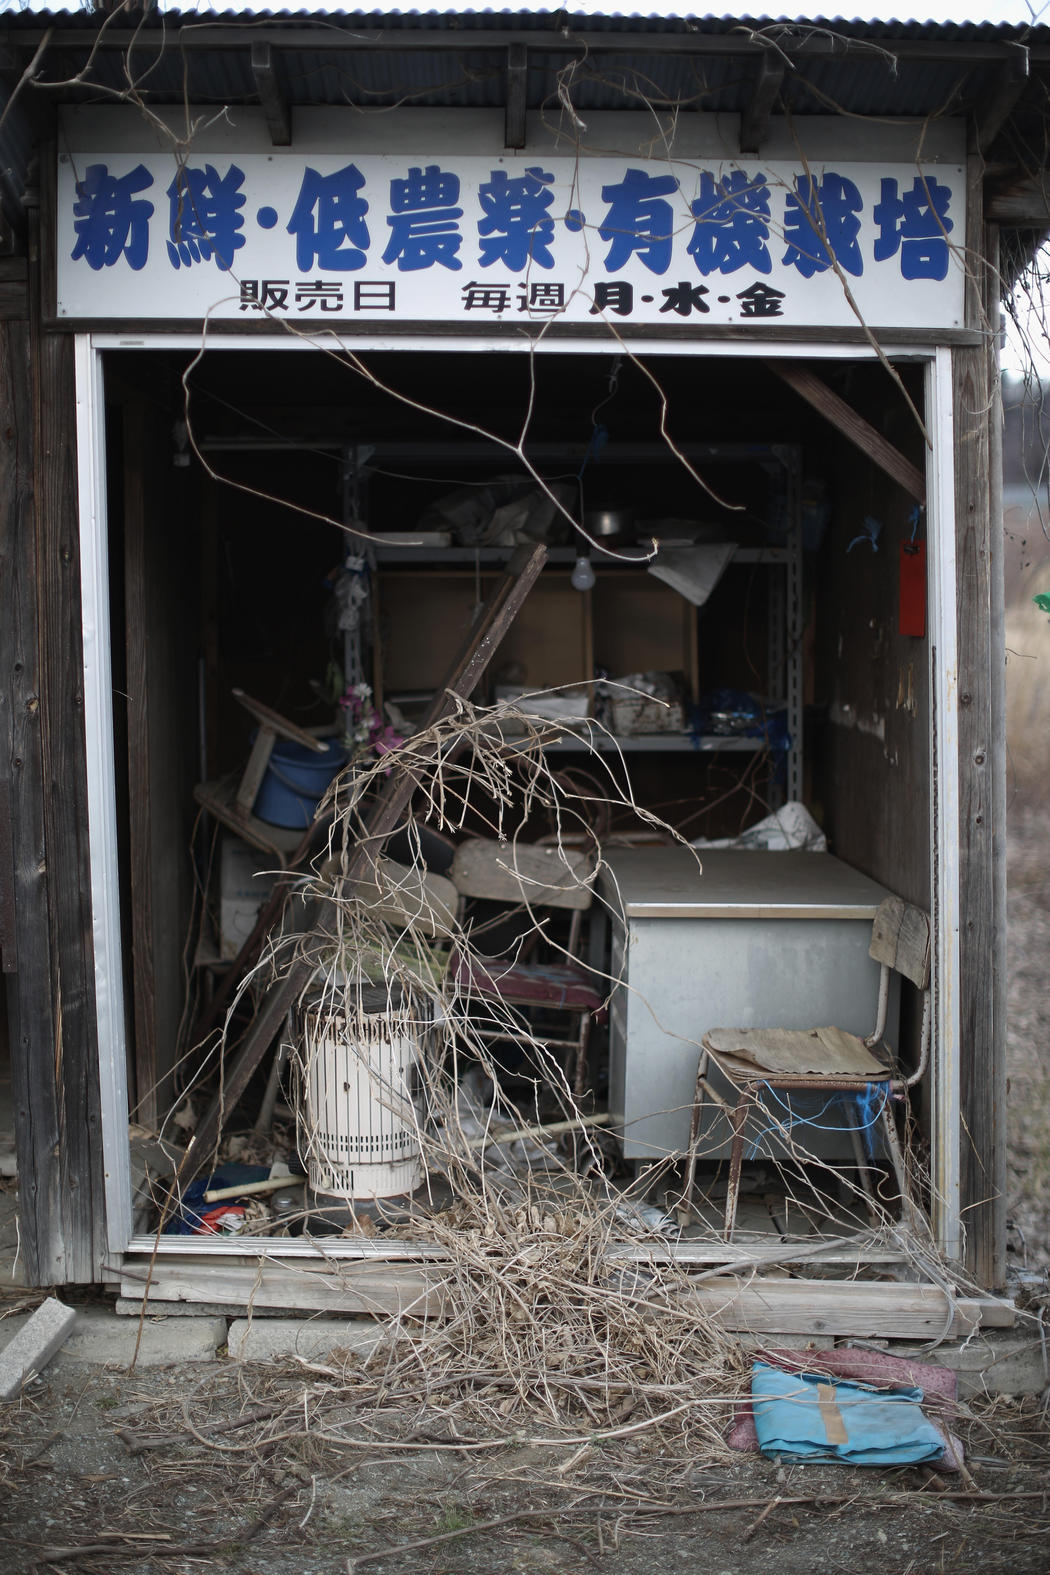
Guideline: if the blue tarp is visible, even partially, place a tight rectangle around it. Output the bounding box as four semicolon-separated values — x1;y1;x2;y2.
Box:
751;1360;946;1467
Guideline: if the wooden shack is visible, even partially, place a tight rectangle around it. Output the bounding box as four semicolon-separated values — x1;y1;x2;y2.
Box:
0;5;1043;1331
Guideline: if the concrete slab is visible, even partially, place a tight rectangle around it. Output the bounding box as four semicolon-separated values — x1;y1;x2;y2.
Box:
1;1307;227;1369
894;1329;1050;1397
227;1316;395;1363
0;1296;77;1397
740;1332;835;1354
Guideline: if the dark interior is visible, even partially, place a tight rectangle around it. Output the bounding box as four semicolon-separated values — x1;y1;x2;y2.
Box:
102;345;932;1135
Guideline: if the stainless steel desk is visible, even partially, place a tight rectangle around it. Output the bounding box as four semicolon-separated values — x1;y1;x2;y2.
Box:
600;849;894;1160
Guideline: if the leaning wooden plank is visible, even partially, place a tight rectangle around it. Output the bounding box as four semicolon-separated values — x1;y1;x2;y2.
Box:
767;361;926;503
188;544;547;1172
118;1261;444;1319
679;1278;979;1339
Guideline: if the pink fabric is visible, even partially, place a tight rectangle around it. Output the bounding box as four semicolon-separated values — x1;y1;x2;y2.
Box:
728;1345;963;1470
452;952;603;1012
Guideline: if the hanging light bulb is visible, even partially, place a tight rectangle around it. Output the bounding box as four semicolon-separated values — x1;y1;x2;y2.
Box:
570;553;596;592
172;419;191;468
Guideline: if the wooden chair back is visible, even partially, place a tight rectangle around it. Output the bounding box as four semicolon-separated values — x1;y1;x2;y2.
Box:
450;839;596;912
341;856;458;938
868;896;931;991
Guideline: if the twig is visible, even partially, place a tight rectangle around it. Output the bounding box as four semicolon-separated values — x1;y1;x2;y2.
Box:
117;1399;287;1454
346;1507;562;1570
19;1431;61;1467
741;1493;781;1542
345;1484;1050;1574
464;1112;612;1151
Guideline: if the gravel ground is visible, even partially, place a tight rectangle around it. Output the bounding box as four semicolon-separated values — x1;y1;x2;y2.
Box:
0;802;1047;1574
1;1362;1048;1575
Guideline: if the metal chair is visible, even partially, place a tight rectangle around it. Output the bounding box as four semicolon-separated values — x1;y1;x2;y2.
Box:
683;894;931;1239
447;838;603;1094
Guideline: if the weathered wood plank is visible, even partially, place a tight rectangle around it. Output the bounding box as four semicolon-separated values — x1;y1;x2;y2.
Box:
952;152;1005;1291
0;257;28;320
0;775;16;972
120;400;200;1126
767;361;926;503
118;1256;988;1337
678;1279;981;1339
869;897;931;989
0;312;64;1283
34;315;107;1284
119;1260;444;1318
983;222;1009;1296
124;1231;910;1267
450;839;594;911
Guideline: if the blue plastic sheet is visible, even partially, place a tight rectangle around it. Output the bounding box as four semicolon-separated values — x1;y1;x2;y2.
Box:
162;1165;271;1234
751;1360;946;1467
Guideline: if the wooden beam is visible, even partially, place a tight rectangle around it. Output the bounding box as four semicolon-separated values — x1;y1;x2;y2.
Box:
739;52;785;155
984;173;1050;227
188;544;547;1174
251;41;291;147
954;337;1006;1291
4;181;108;1284
975;49;1029;154
119;1257;990;1338
0;312;58;1269
0;259;28;320
119;1259;444;1319
766;360;926;504
984;222;1009;1297
505;41;527;150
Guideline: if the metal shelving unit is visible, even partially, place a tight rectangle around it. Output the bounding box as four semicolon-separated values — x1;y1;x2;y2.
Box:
367;445;804;796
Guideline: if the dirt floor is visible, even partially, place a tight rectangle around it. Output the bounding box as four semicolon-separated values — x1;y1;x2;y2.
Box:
1;1356;1048;1575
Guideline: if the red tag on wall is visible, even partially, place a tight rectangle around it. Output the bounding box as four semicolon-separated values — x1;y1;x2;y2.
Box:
899;540;926;637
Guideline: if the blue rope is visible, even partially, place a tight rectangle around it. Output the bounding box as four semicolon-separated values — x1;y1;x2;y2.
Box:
744;1080;889;1161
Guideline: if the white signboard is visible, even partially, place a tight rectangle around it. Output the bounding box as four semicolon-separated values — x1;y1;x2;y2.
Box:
56;149;966;330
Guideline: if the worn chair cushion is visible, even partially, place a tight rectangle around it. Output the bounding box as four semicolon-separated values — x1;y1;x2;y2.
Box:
702;1025;892;1081
451;952;603;1013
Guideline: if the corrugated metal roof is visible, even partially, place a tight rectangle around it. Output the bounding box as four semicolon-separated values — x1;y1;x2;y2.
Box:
3;7;1047;38
3;6;1048;240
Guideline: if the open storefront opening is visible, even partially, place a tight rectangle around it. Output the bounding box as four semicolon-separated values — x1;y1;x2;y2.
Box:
78;336;961;1297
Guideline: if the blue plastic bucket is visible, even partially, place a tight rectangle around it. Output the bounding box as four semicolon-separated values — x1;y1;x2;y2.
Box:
253;737;348;829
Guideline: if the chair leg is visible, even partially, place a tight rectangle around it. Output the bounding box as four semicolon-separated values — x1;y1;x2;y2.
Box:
573;1012;592;1098
841;1093;880;1220
879;1095;922;1229
678;1051;709;1226
724;1089;752;1242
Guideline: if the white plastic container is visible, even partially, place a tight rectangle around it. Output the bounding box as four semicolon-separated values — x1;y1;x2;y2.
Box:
299;987;424;1200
